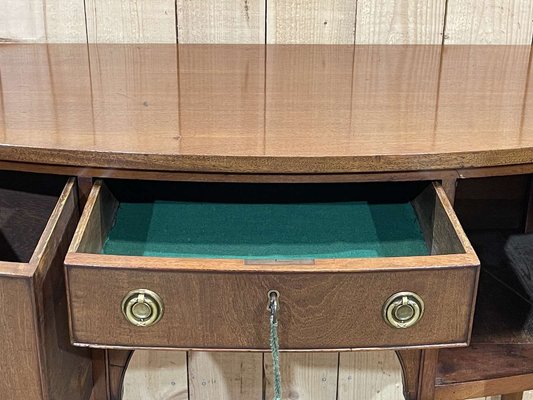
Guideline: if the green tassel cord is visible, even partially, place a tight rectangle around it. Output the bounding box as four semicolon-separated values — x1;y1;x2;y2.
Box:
270;314;282;400
269;291;282;400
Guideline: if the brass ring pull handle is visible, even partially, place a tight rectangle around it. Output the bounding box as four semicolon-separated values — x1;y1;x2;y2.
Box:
383;291;424;329
122;289;164;327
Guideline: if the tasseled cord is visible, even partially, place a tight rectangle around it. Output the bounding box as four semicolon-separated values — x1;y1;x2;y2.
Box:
270;314;282;400
269;292;282;400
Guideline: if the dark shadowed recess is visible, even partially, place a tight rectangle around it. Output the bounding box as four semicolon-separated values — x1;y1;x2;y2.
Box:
0;171;66;263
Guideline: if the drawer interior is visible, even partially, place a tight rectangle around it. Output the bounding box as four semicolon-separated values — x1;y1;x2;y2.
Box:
78;180;466;260
454;175;533;344
0;171;67;262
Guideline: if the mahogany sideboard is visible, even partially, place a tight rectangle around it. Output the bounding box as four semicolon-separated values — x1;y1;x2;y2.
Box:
0;43;532;400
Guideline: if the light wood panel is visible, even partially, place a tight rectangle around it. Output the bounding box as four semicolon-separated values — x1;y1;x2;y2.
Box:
121;350;425;400
0;0;85;43
122;350;188;400
264;353;338;400
177;0;264;43
0;0;45;42
445;0;533;44
85;0;176;43
3;0;533;45
355;0;446;44
266;0;356;44
338;351;404;400
188;352;262;399
44;0;87;42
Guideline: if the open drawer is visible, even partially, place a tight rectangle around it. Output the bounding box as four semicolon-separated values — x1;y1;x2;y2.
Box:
65;180;479;351
0;172;91;399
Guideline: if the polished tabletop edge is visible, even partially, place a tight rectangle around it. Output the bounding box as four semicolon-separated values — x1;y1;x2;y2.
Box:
0;44;532;174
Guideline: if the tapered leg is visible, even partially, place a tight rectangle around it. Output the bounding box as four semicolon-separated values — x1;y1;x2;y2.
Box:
502;393;524;400
417;349;439;400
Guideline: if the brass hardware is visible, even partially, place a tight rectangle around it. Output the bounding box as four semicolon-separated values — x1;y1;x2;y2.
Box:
383;292;424;329
245;259;315;265
122;289;164;327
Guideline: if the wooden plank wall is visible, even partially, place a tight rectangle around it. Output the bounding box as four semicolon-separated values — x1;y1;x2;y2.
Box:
3;1;533;400
4;0;533;45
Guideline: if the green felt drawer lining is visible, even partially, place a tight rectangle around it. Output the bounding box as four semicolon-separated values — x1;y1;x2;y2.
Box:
102;199;429;259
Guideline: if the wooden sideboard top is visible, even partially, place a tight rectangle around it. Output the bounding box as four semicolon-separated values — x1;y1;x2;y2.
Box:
0;43;532;174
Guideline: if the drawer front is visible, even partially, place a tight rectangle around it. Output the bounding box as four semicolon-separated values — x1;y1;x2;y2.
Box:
67;265;478;350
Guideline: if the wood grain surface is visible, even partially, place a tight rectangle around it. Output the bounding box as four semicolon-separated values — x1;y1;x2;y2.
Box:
267;0;356;44
32;179;93;400
0;0;86;42
338;351;404;399
120;350;411;400
66;266;478;350
0;44;532;175
264;353;338;399
122;350;188;400
85;0;176;43
436;345;533;399
5;0;533;46
0;277;43;399
444;0;533;44
0;177;92;400
396;349;422;399
177;0;265;44
189;352;262;399
355;0;446;44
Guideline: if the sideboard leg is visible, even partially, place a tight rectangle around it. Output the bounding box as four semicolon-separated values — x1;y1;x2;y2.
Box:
416;349;439;400
108;350;133;400
90;349;110;400
397;350;421;400
502;393;524;400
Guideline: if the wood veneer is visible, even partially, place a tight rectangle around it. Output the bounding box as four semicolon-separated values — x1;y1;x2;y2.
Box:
0;175;92;400
435;345;533;399
0;44;531;175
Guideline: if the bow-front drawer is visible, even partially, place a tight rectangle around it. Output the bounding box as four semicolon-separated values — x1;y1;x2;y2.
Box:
65;180;479;351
